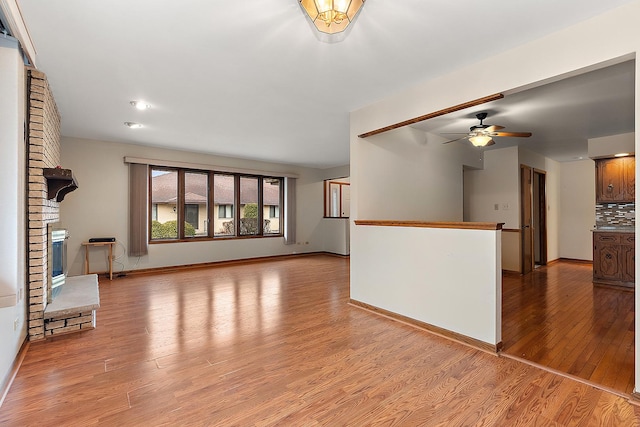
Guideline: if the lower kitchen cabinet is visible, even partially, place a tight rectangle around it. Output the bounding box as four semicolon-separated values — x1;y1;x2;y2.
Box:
593;231;635;289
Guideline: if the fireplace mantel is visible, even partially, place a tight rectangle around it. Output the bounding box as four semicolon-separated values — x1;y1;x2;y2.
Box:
43;167;78;202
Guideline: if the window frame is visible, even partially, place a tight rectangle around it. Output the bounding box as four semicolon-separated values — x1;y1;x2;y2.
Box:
323;179;350;218
149;166;284;243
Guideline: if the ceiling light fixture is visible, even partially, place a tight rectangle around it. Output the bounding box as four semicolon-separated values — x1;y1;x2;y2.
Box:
614;152;630;157
299;0;365;34
468;135;493;147
124;122;143;129
130;100;150;110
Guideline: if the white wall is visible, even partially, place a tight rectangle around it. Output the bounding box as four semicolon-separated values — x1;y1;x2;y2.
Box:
544;158;561;262
464;147;520;228
464;146;563;269
0;38;27;394
60;137;341;274
322;219;350;255
464;147;520;271
559;160;596;260
350;0;640;386
355;126;483;221
588;132;635;158
352;225;501;345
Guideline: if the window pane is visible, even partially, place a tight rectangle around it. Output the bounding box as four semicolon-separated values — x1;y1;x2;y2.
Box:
150;169;178;239
214;174;235;236
240;176;259;236
185;172;208;237
263;178;281;235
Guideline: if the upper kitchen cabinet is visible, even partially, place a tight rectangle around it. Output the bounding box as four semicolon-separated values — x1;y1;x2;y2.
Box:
596;156;635;203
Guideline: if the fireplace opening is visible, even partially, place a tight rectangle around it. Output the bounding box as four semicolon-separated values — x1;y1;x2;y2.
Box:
48;224;68;302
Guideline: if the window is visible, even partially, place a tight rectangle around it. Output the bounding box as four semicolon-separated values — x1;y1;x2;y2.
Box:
149;167;284;241
240;177;259;236
214;174;235;237
185;204;199;229
324;178;350;218
218;205;233;219
185;172;208;237
264;178;281;234
150;169;178;239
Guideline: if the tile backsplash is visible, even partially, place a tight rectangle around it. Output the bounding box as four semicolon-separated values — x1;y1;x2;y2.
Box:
595;203;635;227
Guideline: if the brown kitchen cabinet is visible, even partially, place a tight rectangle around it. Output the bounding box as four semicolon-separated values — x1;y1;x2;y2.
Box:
593;231;635;289
595;156;635;203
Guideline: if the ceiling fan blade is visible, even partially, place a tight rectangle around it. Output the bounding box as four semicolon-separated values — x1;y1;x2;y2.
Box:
486;139;496;146
494;131;532;138
442;136;469;144
484;125;504;132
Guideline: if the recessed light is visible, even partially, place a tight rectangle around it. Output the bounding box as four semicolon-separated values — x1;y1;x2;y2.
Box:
130;100;150;110
614;152;630;157
124;122;143;129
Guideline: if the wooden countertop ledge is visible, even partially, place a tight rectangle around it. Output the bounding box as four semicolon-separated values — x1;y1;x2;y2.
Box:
354;220;504;231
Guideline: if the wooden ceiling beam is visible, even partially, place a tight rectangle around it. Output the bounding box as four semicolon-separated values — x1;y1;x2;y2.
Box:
357;93;504;139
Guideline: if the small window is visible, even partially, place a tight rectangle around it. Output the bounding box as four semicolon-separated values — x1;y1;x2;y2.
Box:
185;204;199;229
218;205;233;219
324;178;350;218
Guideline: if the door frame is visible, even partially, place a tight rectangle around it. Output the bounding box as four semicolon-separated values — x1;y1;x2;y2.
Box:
534;169;548;266
520;165;548;273
520;165;534;274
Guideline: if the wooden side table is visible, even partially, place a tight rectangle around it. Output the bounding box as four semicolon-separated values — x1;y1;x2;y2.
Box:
82;241;116;280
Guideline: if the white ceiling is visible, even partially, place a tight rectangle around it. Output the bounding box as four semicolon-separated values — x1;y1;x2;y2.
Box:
411;60;635;162
15;0;637;168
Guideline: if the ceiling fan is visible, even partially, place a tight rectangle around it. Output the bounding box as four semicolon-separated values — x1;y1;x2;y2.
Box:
442;112;532;147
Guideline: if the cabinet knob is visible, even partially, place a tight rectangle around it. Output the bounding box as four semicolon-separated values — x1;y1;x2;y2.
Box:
607;184;614;192
605;254;612;259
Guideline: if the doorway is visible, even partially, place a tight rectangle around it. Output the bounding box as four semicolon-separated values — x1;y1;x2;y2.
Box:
520;165;547;274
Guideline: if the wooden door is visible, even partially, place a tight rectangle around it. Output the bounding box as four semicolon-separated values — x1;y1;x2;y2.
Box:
520;165;534;274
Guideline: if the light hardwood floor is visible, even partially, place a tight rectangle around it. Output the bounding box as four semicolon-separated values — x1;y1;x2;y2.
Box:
502;260;635;395
2;255;640;425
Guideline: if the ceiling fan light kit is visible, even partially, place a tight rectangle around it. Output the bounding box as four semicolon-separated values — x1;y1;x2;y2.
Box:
443;112;532;147
469;135;493;147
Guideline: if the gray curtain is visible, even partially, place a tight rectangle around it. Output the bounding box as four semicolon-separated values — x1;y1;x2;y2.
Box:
284;177;296;245
129;163;149;256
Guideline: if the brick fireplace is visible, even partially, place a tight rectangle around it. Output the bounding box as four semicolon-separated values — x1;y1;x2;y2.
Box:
26;69;95;340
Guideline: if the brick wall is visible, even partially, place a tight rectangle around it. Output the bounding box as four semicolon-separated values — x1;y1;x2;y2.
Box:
45;311;96;336
27;69;62;341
